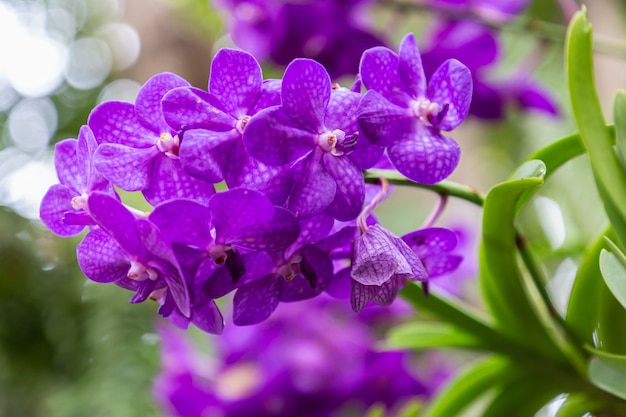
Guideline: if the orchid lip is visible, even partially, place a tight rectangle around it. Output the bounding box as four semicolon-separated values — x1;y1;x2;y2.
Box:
156;132;180;158
127;260;159;281
71;193;89;211
236;115;252;134
410;99;442;125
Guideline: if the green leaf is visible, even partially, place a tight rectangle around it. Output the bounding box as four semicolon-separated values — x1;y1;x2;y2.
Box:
555;393;605;417
480;160;557;355
614;90;626;172
567;9;626;247
566;228;612;344
480;376;565;417
585;346;626;373
420;357;515;417
399;283;507;351
588;356;626;400
385;322;485;351
600;247;626;310
567;228;626;353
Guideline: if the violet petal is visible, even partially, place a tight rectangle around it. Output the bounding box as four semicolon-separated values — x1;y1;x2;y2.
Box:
136;72;190;132
398;33;427;98
387;127;460;184
233;273;281;325
351;280;378;312
88;101;155;147
323;154;364;221
143;156;215;206
191;300;225;335
229;207;301;252
93;144;156;191
209;48;263;115
427;59;472;131
209;188;274;236
76;228;129;283
150;199;212;247
371;278;399;306
179;129;237;183
224;142;293;206
359;46;405;101
357;90;413;148
39;184;85;237
87;192;142;256
281;58;330;131
243;106;316;166
54;139;82;191
163;87;235;131
288;150;336;219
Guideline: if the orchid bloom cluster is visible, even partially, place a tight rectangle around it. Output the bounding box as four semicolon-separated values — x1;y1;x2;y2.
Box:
39;33;470;334
155;296;453;417
216;0;558;120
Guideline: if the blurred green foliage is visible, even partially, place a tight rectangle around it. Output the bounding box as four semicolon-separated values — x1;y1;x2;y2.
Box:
0;207;160;417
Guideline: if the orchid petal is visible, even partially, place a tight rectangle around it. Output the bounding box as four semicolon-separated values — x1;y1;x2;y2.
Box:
233;273;281;325
387;127;460;184
427;59;472;131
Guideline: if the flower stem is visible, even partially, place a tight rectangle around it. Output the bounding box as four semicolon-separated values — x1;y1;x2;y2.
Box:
364;169;485;207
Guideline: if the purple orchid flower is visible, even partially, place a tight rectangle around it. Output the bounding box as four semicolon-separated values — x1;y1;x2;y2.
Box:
350;224;429;312
76;192;224;334
358;33;472;184
205;214;338;326
162;48;292;205
243;58;381;220
149;188;301;289
40;125;117;237
213;0;387;79
421;21;558;120
88;73;216;206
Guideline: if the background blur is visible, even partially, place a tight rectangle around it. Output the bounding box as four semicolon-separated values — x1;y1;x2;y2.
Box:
1;0;626;416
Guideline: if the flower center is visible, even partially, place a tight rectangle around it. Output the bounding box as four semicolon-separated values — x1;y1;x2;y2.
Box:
277;254;302;281
156;132;180;158
127;260;159;281
71;193;89;210
411;99;442;126
316;129;357;156
236;115;252;134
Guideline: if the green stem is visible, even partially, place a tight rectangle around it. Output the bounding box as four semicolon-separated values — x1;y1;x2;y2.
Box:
364;169;485;206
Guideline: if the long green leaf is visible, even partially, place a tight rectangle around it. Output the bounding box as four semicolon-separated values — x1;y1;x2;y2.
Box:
385;322;485;351
399;283;500;347
567;9;626;247
614;90;626;172
480;377;565;417
566;229;611;344
480;160;558;356
420;357;515;417
555;393;605;417
566;227;626;353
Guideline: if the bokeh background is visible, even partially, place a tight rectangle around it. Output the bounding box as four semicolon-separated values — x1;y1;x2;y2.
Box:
1;0;626;415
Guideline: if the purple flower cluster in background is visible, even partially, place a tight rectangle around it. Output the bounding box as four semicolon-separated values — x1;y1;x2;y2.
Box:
214;0;557;121
40;33;469;333
213;0;387;79
422;0;559;120
154;296;454;417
